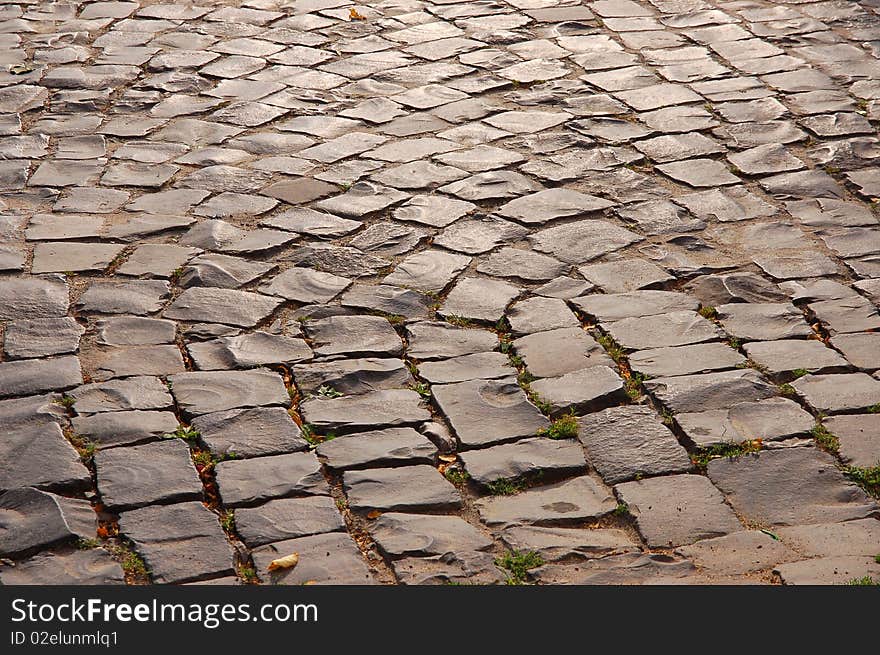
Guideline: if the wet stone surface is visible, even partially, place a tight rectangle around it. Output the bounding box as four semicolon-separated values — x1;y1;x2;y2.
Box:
3;0;880;586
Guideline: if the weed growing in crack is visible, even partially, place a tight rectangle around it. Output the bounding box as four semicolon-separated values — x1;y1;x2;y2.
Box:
698;306;718;320
444;468;470;485
487;477;526;496
495;550;544;585
539;413;578;440
778;383;798;398
596;334;625;363
844;465;880;498
691;440;762;468
613;502;630;517
847;575;879;586
409;381;431;398
790;368;809;380
317;385;343;398
164;425;200;442
237;565;259;584
625;372;645;400
811;422;839;454
220;510;235;533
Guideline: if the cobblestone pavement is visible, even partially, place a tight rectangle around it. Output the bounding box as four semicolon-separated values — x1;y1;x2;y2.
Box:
1;0;880;586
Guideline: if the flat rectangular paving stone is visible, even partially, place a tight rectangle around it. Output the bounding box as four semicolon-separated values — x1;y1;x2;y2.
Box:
0;276;69;319
571;290;698;321
615;474;742;548
506;297;580;335
70;376;173;414
823;415;880;468
292;358;411;396
674;530;797;575
432;378;549;449
810;295;880;335
439;277;520;323
707;448;878;527
369;513;492;558
118;502;235;584
3;317;84;359
163;287;282;327
529;365;625;416
499;525;638;562
187;332;312;370
716;302;813;341
0;488;94;558
70;410;179;448
831;333;880;371
404;321;497;360
94;439;203;511
629;342;746;377
776;518;880;558
89;344;186;381
418;351;514;384
304;315;403;358
578;406;692;484
476;476;617;527
31;242;124;274
0;355;82;398
606;310;724;350
168;369;289;418
791;372;880;414
234;496;345;547
774;555;880;585
743;339;850;376
513;327;614;378
0;423;91;493
317;427;438;471
343;465;461;513
251;532;374;585
676;397;816;447
644;369;777;414
460;436;587;487
300;389;431;435
0;548;125;585
215;452;327;508
192;406;308;459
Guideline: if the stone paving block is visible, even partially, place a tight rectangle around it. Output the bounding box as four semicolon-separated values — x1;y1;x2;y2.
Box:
532;552;703;585
529;365;625;417
775;556;880;585
823;415;880;468
606;310;723;350
305;315;402;358
234;496;345;547
192;407;308;459
71;410;178;449
460;437;587;488
513;327;614;378
707;448;878;527
405;321;496;361
215;452;327;508
0;356;82;398
344;465;461;513
317;427;437;471
118;502;234;584
629;342;745;377
675;531;797;575
615;474;742;548
791;372;880;414
293;358;411;396
168;369;289;417
0;488;94;558
645;369;777;414
476;477;617;527
676;397;816;447
0;423;91;493
300;389;430;435
252;533;374;585
432;379;549;449
744;339;850;376
95;439;203;511
579;406;692;484
370;513;492;558
0;548;125;585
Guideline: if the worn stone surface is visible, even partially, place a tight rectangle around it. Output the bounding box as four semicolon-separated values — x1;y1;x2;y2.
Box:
0;488;93;558
707;448;878;527
0;548;125;585
460;437;587;487
234;496;345;548
95;439;203;511
5;0;880;586
579;406;692;484
432;379;549;449
344;465;461;513
118;502;234;584
616;475;742;548
215;452;327;508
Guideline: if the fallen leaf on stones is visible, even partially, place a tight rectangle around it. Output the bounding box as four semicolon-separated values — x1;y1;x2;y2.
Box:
439;454;457;463
349;7;366;20
367;510;382;519
10;64;34;74
267;552;299;572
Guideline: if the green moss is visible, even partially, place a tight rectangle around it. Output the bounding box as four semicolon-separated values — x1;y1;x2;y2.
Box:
487;477;526;496
691;440;762;468
538;413;578;440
